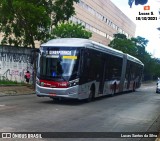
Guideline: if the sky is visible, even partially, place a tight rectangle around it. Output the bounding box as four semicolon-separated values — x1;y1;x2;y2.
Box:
110;0;160;58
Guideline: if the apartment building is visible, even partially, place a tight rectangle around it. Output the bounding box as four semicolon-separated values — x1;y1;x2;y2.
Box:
0;0;136;47
71;0;136;45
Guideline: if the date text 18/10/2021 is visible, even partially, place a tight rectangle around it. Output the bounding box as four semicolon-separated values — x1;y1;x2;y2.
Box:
136;11;158;20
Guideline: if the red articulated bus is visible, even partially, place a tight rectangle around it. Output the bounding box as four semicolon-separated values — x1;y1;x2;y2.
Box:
36;38;144;101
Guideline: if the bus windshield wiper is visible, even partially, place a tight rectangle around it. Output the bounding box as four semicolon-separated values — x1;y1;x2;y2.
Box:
55;75;67;81
61;75;67;81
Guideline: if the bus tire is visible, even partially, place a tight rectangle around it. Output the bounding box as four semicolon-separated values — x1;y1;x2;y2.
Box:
133;82;136;92
87;86;95;102
111;83;116;96
52;97;60;101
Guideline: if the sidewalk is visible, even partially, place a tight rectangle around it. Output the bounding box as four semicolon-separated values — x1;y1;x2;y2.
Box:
0;85;35;96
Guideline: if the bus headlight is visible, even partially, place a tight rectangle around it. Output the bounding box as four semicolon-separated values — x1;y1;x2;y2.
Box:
68;78;79;87
36;78;40;85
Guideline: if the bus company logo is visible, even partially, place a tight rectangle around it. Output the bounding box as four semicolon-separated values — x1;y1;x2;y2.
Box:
144;6;150;10
2;133;12;138
41;82;44;86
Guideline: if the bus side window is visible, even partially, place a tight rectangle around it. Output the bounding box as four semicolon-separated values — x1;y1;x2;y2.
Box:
83;49;96;80
86;58;90;69
108;56;122;80
81;50;91;80
84;52;90;70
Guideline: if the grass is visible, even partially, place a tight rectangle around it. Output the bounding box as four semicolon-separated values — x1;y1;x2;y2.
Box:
0;80;25;85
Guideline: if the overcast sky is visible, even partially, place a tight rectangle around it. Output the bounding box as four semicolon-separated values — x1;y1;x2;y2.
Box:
110;0;160;58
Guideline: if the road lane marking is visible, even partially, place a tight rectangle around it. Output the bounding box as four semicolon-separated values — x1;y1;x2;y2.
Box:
0;105;5;107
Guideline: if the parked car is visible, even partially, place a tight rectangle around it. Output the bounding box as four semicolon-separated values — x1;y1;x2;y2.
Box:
156;78;160;93
157;77;160;85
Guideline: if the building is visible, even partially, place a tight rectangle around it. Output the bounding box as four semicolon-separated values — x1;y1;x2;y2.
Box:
0;0;136;83
71;0;136;45
0;0;136;47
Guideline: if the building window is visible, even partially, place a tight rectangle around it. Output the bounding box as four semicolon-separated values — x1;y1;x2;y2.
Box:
76;1;130;38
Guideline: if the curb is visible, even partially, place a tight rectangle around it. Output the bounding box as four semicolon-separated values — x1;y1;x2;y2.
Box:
0;84;35;97
0;84;26;86
0;92;35;97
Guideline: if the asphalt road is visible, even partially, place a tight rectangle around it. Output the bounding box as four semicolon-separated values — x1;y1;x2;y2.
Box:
0;82;160;141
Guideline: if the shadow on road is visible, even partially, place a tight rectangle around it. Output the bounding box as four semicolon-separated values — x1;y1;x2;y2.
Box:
38;91;135;106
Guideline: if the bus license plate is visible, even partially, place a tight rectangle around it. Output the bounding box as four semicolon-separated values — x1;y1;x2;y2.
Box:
49;93;56;96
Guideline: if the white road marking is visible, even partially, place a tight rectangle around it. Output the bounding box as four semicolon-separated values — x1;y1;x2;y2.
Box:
0;105;5;107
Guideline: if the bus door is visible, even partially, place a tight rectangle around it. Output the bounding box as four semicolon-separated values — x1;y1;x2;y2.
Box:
82;49;106;94
126;61;131;89
97;54;106;94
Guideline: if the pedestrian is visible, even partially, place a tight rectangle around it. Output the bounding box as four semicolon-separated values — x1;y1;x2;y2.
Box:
25;71;31;84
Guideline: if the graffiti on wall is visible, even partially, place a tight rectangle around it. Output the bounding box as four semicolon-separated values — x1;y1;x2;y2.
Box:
0;47;33;83
0;52;31;63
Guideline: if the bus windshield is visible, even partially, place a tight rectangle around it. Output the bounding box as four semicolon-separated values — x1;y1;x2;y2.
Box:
37;47;80;81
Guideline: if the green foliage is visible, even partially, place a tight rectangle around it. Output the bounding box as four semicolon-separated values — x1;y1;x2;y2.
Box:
0;0;79;87
114;33;127;39
109;34;137;56
0;0;50;48
0;80;24;85
109;33;160;80
52;0;79;26
0;0;79;48
51;22;92;39
131;36;149;48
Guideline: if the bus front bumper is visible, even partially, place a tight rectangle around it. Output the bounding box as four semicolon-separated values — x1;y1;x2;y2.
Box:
36;84;79;99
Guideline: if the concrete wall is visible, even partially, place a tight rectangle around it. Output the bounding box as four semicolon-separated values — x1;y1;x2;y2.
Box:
0;46;33;83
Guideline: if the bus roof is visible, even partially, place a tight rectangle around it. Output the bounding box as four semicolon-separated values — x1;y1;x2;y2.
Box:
127;54;144;66
41;38;91;47
41;38;144;65
41;38;123;57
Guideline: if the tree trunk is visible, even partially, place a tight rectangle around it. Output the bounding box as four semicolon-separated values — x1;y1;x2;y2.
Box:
31;40;37;90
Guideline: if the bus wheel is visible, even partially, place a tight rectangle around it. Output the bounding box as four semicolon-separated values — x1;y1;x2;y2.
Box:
133;83;136;92
52;97;60;101
87;89;95;102
111;83;116;96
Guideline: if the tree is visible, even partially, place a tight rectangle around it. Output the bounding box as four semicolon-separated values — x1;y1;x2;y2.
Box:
109;33;160;81
51;22;92;39
108;33;137;56
52;0;79;26
0;0;79;87
131;36;149;59
131;36;148;48
0;0;79;48
0;0;49;48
